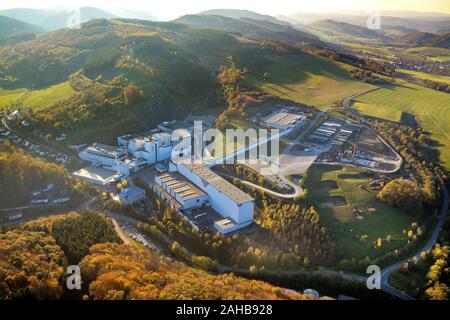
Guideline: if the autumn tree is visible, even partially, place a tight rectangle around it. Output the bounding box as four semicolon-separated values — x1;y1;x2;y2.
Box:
80;243;313;300
0;230;65;299
377;178;423;214
123;84;143;106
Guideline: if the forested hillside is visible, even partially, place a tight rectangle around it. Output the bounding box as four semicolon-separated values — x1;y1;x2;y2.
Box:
0;229;66;299
80;243;312;300
0;17;365;143
0;213;316;300
0;211;119;299
0;146;90;207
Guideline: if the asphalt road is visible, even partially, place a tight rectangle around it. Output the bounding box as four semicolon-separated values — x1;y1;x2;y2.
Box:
379;185;449;300
214;170;303;199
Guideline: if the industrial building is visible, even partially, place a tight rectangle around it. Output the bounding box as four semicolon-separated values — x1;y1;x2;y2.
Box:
78;129;192;179
260;110;307;134
152;161;255;234
72;166;122;186
307;121;343;144
153;172;208;210
76;122;254;234
79;143;127;167
112;185;146;206
177;163;254;234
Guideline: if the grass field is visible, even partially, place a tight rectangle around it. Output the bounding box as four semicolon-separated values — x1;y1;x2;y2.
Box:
344;43;426;62
21;82;76;110
398;69;450;85
352;101;403;122
0;88;27;109
245;54;374;109
302;164;414;261
350;82;450;168
403;47;450;63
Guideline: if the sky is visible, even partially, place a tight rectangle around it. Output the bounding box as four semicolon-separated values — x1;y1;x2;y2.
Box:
0;0;449;20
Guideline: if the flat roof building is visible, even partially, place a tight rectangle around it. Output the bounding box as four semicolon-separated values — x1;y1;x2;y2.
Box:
112;185;146;206
262;111;306;131
72;166;121;185
178;163;254;231
154;172;208;210
79;143;127;167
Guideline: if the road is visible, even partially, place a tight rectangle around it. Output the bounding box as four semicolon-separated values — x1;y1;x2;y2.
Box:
110;217;132;246
379;185;449;299
342;87;381;108
214;170;303;199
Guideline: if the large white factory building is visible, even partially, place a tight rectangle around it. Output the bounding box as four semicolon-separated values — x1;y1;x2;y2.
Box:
174;163;254;234
78;122;254;234
79;129;192;177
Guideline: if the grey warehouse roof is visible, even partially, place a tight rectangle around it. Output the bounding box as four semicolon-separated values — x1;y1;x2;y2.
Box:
183;164;253;205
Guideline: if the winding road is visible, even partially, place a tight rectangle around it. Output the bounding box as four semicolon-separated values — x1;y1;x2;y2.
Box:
379;185;449;300
214;170;303;199
342;87;381;108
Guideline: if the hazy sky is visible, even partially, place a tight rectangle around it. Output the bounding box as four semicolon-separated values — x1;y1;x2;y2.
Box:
0;0;449;20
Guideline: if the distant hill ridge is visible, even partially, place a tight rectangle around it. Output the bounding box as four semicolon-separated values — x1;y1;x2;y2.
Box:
174;13;323;46
310;19;389;40
0;7;118;31
200;9;291;26
0;15;43;38
397;31;450;48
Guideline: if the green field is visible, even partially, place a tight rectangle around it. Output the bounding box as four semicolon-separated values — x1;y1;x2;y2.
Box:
245;54;374;109
398;69;450;85
403;47;450;62
0;88;27;109
352;101;402;122
344;43;425;62
21;82;76;110
302;164;414;261
351;82;450;168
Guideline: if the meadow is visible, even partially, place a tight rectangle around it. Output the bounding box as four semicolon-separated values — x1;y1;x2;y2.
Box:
245;53;374;109
302;164;413;261
352;101;403;122
20;81;76;110
398;69;450;85
403;47;450;63
0;88;27;109
351;81;450;168
343;42;426;62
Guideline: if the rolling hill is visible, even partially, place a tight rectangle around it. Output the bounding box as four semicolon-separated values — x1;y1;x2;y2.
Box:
0;15;43;38
0;17;371;142
380;25;420;37
0;7;118;31
397;32;450;48
282;11;450;34
310;19;390;40
200;9;292;26
174;14;323;46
